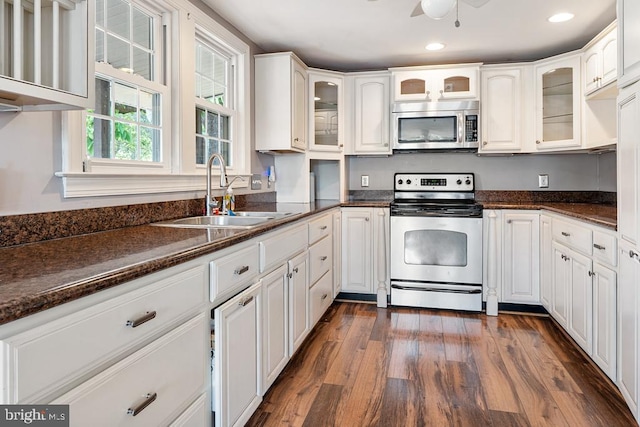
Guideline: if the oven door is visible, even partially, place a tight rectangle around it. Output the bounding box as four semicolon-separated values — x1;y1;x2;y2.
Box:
390;215;482;285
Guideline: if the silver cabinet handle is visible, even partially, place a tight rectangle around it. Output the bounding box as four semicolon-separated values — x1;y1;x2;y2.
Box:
293;267;299;273
239;296;254;307
561;231;571;237
321;294;328;301
287;273;293;279
126;311;157;328
507;219;512;224
483;141;488;146
127;393;157;416
320;256;328;261
320;225;328;230
234;265;249;275
536;140;541;144
630;250;639;260
588;271;595;277
593;243;606;250
365;217;369;222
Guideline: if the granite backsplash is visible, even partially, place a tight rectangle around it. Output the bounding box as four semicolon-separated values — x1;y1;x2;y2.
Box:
0;192;277;248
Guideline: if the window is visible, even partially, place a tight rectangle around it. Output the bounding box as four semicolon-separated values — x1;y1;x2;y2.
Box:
57;0;251;198
87;0;169;168
195;38;235;168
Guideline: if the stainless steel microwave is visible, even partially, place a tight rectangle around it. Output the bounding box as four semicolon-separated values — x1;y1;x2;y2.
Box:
391;100;479;151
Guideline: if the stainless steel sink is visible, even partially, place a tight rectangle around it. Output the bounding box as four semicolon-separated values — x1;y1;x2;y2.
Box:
233;211;293;218
152;212;292;229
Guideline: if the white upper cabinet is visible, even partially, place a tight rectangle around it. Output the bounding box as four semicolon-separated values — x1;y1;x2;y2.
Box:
0;0;94;111
346;72;391;155
308;70;343;152
583;22;617;97
534;54;582;151
390;64;480;102
479;66;526;153
618;0;640;88
255;52;308;153
618;80;640;246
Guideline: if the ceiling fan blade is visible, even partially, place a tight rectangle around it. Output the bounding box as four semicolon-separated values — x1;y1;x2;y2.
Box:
461;0;490;8
410;1;425;17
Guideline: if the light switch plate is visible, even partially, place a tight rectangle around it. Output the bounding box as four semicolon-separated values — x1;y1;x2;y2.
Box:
361;175;369;187
538;174;549;188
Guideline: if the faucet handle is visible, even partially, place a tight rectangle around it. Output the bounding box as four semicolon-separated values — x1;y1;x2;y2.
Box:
208;196;220;209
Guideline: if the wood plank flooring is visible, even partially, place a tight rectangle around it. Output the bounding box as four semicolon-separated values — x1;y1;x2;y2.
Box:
247;302;637;427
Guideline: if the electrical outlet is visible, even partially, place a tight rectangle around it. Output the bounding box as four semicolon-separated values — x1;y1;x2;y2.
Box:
361;175;370;187
538;174;549;188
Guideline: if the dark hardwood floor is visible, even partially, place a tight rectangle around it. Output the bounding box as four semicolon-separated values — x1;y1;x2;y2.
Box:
247;302;637;427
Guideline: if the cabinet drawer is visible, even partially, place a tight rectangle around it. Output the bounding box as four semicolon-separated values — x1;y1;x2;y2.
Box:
210;244;259;304
552;218;592;255
169;393;208;427
592;230;617;267
53;314;207;427
2;264;207;404
309;235;333;285
308;214;333;245
259;224;308;273
310;271;333;326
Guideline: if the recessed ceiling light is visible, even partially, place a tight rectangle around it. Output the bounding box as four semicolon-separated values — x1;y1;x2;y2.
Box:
425;42;445;51
548;12;574;23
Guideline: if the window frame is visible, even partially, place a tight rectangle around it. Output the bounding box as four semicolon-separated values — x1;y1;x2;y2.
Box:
57;0;251;198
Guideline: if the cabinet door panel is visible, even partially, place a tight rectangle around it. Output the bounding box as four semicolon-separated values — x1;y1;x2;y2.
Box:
540;216;553;310
261;266;288;395
551;242;570;327
354;76;390;154
567;250;593;353
341;210;372;293
502;212;540;304
592;263;616;381
289;252;309;354
480;69;522;152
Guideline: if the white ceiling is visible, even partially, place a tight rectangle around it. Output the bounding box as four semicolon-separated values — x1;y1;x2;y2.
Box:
202;0;616;72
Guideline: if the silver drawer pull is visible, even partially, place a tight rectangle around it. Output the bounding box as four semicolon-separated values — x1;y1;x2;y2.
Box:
561;231;571;237
321;293;328;301
239;296;254;307
126;311;157;328
630;250;639;259
593;243;606;250
320;256;328;261
320;225;328;230
293;267;299;273
234;265;249;275
127;392;157;416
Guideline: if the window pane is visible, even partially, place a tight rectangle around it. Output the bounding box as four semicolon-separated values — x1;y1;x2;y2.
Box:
196;136;206;164
96;0;105;26
94;77;111;115
87;117;112;159
107;35;130;71
214;55;226;85
139;90;158;125
199;47;214;77
207;111;218;137
214;83;225;106
96;29;105;62
106;0;130;39
114;121;138;160
220;141;231;166
132;47;152;80
220;115;229;139
114;82;137;120
200;77;214;100
140;126;160;161
132;8;152;49
208;139;219;160
196;108;206;134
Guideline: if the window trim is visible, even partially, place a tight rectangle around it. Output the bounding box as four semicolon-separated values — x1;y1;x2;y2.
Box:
57;0;252;198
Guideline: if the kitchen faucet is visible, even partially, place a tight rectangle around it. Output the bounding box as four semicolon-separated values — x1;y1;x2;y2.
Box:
206;153;228;216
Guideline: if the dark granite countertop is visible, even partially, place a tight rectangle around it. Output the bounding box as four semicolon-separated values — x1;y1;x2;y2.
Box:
481;201;617;230
0;201;340;326
0;196;617;326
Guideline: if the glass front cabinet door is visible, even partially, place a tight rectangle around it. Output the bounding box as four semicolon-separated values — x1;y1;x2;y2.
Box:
534;55;582;150
308;71;343;151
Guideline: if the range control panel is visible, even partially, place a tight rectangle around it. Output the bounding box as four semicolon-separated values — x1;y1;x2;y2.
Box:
394;173;474;192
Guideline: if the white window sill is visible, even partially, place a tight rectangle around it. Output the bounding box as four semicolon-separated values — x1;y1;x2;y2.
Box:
54;172;248;198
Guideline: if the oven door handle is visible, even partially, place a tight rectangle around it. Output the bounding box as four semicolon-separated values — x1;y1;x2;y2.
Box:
391;284;482;294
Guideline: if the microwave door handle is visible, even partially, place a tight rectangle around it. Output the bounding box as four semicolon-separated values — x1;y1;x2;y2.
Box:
457;113;464;144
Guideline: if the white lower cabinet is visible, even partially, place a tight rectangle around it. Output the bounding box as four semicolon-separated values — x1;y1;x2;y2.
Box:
289;251;310;355
170;393;208;427
592;262;617;380
540;215;553;310
618;241;640;421
502;211;540;304
340;207;390;303
212;282;262;427
261;265;289;395
53;314;208;427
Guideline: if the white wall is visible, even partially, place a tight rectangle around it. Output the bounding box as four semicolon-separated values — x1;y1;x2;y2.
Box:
347;151;616;192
